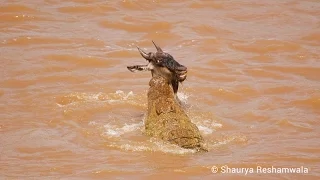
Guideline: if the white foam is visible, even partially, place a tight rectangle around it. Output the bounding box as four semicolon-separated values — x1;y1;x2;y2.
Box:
56;90;140;108
193;119;223;135
107;140;196;154
115;90;134;100
177;92;189;104
56;103;65;107
198;125;213;135
91;92;103;100
152;140;196;154
211;137;236;147
102;122;143;137
212;123;223;128
88;121;98;126
119;144;151;152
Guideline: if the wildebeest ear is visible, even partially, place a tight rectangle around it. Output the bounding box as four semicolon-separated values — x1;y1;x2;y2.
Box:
152;40;163;52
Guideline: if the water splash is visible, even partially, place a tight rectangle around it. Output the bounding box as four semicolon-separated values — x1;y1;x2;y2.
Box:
57;90;227;154
101;122;143;137
177;91;189;104
56;90;136;106
106;138;196;155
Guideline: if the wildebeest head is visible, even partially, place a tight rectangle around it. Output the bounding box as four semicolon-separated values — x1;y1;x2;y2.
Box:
127;41;187;94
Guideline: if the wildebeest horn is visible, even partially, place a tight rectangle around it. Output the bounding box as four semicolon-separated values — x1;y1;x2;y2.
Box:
137;46;152;61
152;40;163;52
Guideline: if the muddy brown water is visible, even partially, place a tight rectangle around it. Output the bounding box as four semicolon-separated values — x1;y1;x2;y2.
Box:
1;0;320;179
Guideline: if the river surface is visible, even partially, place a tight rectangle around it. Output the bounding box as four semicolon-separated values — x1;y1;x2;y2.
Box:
1;0;320;179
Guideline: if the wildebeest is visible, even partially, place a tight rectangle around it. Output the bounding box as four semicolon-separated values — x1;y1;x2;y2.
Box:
127;41;187;95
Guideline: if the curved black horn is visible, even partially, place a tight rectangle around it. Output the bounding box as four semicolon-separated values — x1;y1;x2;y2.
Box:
137;46;152;60
152;40;163;52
